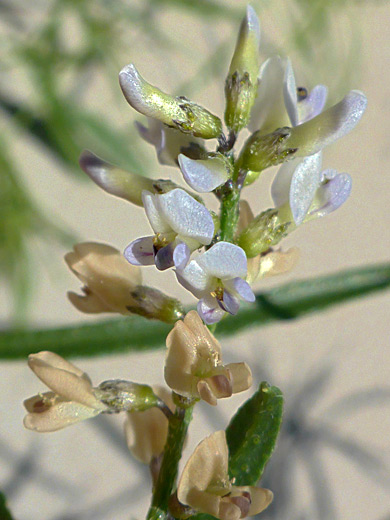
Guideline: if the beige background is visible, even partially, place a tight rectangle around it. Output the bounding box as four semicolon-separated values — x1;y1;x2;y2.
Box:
1;1;390;519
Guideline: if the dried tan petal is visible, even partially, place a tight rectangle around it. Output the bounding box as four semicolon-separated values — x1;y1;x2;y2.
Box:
28;353;104;410
178;431;230;505
183;311;222;358
197;380;218;406
257;247;300;280
201;373;233;400
23;397;100;432
125;386;173;464
225;363;252;394
218;500;242;520
67;291;112;314
165;319;198;397
28;351;89;381
234;486;273;516
65;242;142;314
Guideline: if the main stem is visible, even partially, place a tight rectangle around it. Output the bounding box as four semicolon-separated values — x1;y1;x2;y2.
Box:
146;402;194;520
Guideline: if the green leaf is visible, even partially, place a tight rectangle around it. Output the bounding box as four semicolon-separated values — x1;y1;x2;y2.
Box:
0;263;389;359
0;491;14;520
226;382;283;485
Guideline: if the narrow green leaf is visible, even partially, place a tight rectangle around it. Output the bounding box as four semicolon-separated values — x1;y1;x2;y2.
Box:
0;491;14;520
0;263;389;359
226;382;283;485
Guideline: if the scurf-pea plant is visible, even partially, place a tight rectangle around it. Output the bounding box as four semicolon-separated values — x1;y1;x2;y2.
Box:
23;6;367;520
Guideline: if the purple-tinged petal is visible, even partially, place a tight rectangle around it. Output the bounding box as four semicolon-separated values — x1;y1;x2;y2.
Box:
197;242;248;280
288;90;367;157
297;85;328;124
197;298;225;325
124;237;155;266
173;242;191;270
284;59;298;127
271;158;301;208
178;154;229;193
224;277;255;303
310;171;352;218
155;243;175;271
290;152;323;225
158;189;214;244
221;290;240;315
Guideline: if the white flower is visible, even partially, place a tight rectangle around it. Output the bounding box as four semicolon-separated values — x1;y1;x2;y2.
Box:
125;188;214;271
248;56;328;134
136;118;206;167
177;431;273;520
165;311;252;405
272;152;352;225
175;242;255;324
24;352;107;432
178;154;231;193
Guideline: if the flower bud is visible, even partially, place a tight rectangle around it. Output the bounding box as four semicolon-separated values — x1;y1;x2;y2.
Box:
119;64;222;139
128;285;185;324
237;127;297;180
95;380;158;412
237;209;291;258
225;6;261;133
79;150;155;207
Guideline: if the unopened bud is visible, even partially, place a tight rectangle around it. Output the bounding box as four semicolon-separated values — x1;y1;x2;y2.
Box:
95;380;158;412
128;285;185;324
119;64;222;139
237;209;291;258
225;6;260;133
79;150;155;206
237;127;297;181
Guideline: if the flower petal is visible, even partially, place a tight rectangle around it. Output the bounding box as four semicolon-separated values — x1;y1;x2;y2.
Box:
67;291;112;314
24;398;100;432
225;362;252;393
155;243;175;271
221;290;240;315
235;486;273;516
271;158;301;208
79;150;154;206
158;189;214;244
142;191;171;233
197;298;225;325
178;154;229;193
310;171;352;218
248;56;288;133
28;355;103;409
283;58;298;127
288;90;367;157
173;241;191;270
124;237;155;266
297;85;328;124
177;431;229;502
224;277;255;303
197;242;248;280
290;152;323;225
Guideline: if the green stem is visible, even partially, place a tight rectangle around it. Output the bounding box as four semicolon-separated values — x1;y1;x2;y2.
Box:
219;184;240;243
147;402;194;520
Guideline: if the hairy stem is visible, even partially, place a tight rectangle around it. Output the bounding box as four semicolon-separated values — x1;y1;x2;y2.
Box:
146;401;194;520
219;182;240;243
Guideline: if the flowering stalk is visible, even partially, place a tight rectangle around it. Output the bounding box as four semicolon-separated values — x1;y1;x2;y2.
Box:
147;398;194;520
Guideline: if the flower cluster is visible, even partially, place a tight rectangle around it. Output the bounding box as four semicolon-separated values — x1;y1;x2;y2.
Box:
64;6;366;325
23;6;367;520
